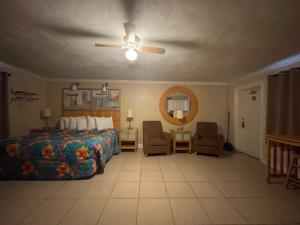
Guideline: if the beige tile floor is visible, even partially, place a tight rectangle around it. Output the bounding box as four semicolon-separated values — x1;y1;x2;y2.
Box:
0;150;300;225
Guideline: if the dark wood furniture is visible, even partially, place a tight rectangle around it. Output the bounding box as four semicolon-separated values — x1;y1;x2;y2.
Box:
285;151;300;188
193;122;223;157
266;134;300;184
143;121;171;156
30;127;53;134
0;72;10;139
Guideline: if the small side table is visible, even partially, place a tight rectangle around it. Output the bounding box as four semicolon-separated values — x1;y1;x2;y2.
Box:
119;128;138;152
171;130;192;154
30;127;53;134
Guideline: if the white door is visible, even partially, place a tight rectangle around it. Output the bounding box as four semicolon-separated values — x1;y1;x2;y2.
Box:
236;87;261;159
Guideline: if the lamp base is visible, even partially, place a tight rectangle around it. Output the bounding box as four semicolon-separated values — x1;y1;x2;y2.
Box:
177;121;184;130
44;118;51;130
127;119;133;130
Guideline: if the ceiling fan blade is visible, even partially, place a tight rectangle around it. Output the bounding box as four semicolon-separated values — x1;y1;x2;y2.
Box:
124;22;135;41
145;39;202;49
95;43;123;48
43;23;114;39
139;46;166;54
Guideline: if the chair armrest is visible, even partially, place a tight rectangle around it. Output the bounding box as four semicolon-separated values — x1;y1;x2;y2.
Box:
218;134;224;145
143;132;149;146
194;133;200;141
162;132;171;148
161;132;170;141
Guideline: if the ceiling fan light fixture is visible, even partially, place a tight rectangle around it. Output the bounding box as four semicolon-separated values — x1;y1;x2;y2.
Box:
125;49;138;61
100;83;108;92
71;82;79;91
95;23;166;59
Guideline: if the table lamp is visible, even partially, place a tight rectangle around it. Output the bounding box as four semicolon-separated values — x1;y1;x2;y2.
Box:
174;110;184;130
42;108;52;129
127;109;133;129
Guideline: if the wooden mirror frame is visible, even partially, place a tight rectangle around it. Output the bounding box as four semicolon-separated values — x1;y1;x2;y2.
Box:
159;86;198;125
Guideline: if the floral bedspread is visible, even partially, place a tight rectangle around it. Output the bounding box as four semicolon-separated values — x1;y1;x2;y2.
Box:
0;129;119;180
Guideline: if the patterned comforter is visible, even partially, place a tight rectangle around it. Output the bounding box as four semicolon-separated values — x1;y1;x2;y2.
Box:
0;129;119;180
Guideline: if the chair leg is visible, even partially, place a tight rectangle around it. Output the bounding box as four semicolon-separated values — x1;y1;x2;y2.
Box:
294;157;298;179
286;153;295;188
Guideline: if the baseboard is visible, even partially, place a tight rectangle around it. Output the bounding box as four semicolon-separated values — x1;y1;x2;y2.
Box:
260;158;267;165
235;149;267;164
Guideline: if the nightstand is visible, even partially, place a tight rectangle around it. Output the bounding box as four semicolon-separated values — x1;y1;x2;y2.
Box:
171;129;192;154
30;127;53;134
119;128;138;152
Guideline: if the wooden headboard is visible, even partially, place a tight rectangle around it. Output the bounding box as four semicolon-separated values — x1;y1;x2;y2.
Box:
62;110;120;130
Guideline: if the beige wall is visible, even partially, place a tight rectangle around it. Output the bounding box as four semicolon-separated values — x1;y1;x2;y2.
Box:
4;60;300;143
7;72;46;137
46;81;228;144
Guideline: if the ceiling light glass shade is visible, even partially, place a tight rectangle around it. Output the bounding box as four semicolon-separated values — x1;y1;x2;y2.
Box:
71;83;77;91
125;49;138;61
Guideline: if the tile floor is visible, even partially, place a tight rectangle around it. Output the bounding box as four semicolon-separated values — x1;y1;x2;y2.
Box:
0;150;300;225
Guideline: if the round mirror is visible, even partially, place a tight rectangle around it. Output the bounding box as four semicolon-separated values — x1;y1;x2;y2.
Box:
159;86;198;125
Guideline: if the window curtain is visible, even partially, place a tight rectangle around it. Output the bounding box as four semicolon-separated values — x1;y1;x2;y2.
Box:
266;67;300;135
0;72;9;139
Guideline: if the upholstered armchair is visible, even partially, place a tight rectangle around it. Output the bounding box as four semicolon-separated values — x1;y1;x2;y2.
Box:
143;121;171;156
193;122;223;157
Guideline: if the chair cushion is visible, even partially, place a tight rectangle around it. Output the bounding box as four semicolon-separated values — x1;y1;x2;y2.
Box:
198;137;219;147
143;121;163;139
197;122;218;138
149;138;168;146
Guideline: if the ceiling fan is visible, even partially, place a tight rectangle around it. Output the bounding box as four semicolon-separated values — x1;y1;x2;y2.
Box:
94;23;166;61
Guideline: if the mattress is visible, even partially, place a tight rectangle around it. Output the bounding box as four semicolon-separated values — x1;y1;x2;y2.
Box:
0;129;119;180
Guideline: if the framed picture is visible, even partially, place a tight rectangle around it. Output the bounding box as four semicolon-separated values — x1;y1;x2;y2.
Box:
92;89;120;110
63;89;91;110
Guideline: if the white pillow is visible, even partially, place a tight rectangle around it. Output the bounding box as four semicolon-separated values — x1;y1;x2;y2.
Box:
87;116;96;130
69;117;77;130
60;118;65;129
95;117;114;130
76;117;87;130
61;117;70;129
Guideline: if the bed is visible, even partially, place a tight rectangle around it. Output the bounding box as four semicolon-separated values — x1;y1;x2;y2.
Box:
0;88;121;180
0;129;119;180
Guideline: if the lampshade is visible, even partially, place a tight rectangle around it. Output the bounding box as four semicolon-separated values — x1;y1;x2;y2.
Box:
42;108;52;118
127;109;133;118
175;110;183;119
173;110;177;118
